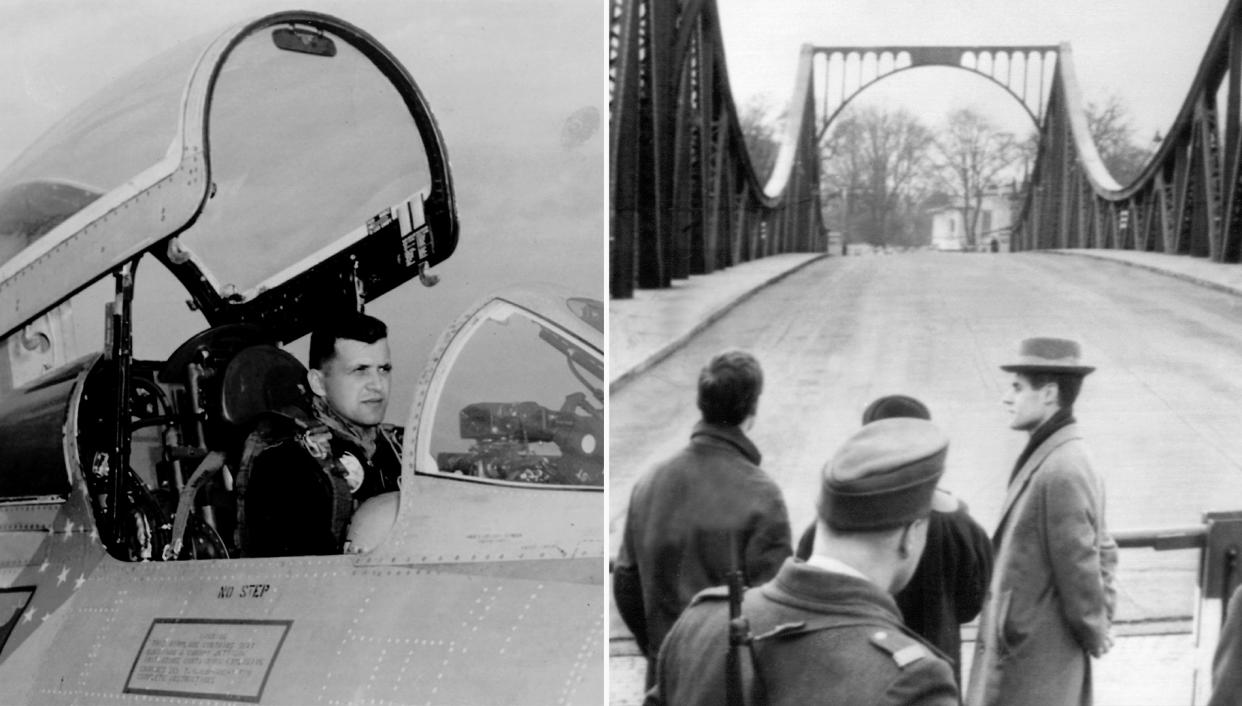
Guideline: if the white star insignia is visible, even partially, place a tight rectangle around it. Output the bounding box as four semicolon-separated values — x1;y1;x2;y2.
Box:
74;574;85;590
56;567;69;586
88;527;99;543
39;612;49;623
20;609;34;624
37;559;49;573
61;519;75;540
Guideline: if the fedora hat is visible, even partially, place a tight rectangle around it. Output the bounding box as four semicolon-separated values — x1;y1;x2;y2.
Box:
1000;337;1094;375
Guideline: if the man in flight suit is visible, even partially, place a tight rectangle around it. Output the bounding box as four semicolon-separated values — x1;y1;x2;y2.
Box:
239;312;403;556
646;417;959;706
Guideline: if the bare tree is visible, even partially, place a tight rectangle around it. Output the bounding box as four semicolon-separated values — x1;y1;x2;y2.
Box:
738;95;782;182
821;105;935;247
1085;94;1154;186
932;108;1022;250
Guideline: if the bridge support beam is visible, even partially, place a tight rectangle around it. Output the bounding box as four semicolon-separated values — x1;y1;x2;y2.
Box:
609;0;825;299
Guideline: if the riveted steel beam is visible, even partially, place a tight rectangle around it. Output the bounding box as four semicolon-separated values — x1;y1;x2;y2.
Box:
609;0;826;299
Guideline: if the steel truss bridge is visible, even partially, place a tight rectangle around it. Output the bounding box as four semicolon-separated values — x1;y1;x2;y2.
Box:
1017;0;1242;258
610;0;1242;689
610;0;1242;300
609;0;826;299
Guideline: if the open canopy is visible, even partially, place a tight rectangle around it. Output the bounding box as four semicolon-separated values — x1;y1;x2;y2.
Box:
0;11;457;344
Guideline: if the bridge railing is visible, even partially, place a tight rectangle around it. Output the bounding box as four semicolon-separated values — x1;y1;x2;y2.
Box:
609;0;826;299
1114;511;1242;703
1015;0;1242;263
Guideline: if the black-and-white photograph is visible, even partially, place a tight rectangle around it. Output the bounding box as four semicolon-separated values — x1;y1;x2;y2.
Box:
0;2;604;704
609;1;1242;704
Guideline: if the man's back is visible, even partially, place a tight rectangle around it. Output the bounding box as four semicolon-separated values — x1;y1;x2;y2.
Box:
614;422;791;665
647;561;958;706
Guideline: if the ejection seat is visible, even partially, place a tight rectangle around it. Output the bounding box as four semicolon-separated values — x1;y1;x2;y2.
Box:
157;324;271;558
162;336;314;559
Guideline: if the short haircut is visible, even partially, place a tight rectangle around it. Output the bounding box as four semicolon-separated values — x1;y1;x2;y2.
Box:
1021;371;1084;409
308;312;388;370
697;350;763;426
861;395;931;424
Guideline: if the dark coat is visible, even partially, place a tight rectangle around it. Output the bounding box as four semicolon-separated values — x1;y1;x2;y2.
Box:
239;414;401;557
966;424;1118;706
1209;585;1242;705
613;422;791;684
645;559;959;706
795;496;992;683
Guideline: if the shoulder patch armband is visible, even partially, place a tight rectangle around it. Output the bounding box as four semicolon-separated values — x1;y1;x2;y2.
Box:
869;630;927;668
298;427;334;460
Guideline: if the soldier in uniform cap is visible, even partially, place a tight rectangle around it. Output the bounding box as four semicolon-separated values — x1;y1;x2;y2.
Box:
645;417;959;706
238;312;403;556
966;337;1118;706
795;394;992;685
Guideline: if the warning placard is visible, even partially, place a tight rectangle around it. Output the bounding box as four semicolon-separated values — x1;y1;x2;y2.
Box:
124;619;291;702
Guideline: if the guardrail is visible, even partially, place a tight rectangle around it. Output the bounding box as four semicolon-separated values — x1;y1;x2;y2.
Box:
1116;511;1242;703
609;512;1242;703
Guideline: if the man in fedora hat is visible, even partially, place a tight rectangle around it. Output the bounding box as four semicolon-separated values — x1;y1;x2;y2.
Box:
966;337;1118;706
646;418;958;706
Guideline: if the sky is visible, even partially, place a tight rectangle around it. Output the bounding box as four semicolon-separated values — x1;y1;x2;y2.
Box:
716;0;1231;146
0;0;605;423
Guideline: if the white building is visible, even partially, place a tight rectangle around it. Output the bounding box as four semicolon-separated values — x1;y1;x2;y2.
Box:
929;186;1017;252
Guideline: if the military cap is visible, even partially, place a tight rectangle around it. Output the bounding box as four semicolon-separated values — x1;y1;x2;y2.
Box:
820;417;948;531
1000;337;1094;376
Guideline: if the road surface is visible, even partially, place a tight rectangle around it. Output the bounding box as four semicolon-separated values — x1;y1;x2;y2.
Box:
610;251;1242;625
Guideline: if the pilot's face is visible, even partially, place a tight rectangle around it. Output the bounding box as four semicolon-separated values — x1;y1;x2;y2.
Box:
310;337;392;427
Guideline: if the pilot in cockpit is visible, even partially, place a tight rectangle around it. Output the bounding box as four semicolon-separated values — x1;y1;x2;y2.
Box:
238;313;403;556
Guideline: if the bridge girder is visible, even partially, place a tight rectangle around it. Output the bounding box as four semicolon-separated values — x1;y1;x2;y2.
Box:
613;0;1242;299
1016;0;1242;265
609;0;826;298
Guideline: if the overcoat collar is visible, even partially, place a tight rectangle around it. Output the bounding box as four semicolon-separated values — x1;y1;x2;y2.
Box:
993;423;1081;544
690;421;762;466
760;558;901;625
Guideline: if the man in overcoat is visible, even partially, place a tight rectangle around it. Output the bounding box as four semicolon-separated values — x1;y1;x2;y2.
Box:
613;350;791;687
967;337;1118;706
645;417;959;706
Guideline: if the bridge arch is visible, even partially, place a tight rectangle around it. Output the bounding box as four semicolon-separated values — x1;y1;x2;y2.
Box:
810;46;1060;139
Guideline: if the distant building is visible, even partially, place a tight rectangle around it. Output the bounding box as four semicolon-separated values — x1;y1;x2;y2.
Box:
929;185;1018;252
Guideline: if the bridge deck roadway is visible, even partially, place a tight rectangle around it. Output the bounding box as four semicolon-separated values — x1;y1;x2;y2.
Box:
609;248;1242;705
